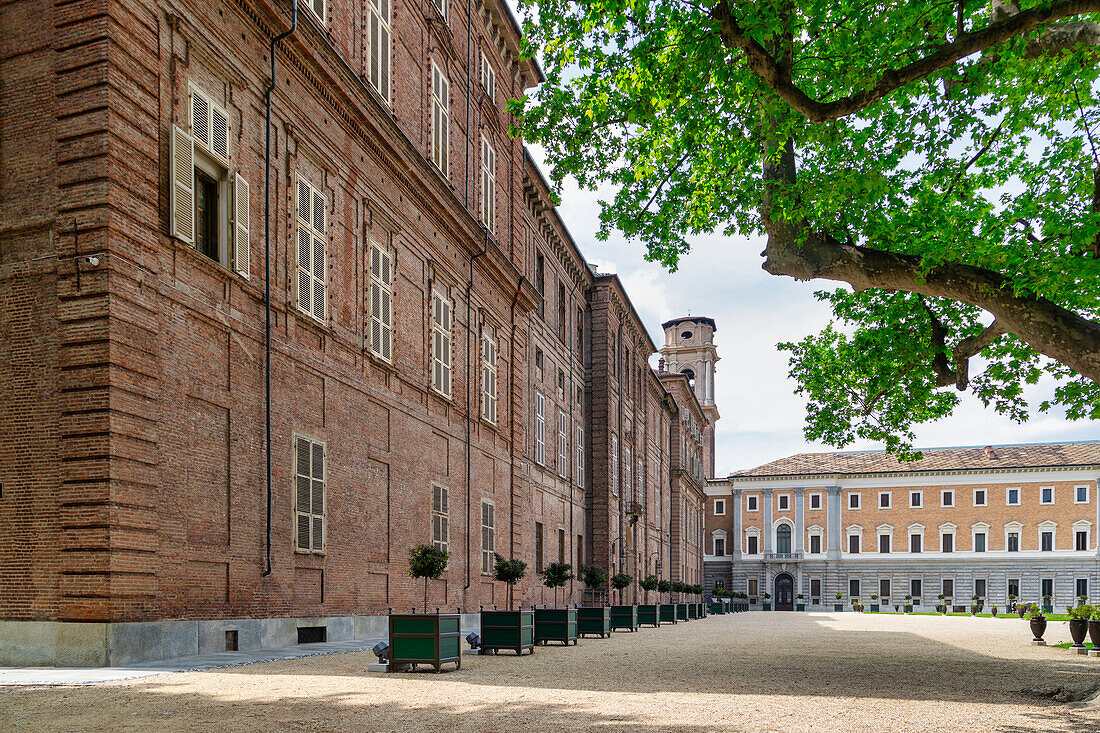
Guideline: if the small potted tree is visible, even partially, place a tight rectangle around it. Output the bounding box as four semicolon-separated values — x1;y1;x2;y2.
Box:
1067;603;1093;653
388;545;461;672
638;575;662;626
577;565;611;637
687;584;700;619
534;562;577;646
904;595;913;614
674;582;691;620
834;592;843;612
796;593;806;612
970;594;980;615
1008;593;1017;613
762;592;772;612
1042;594;1053;614
480;554;534;655
1026;603;1047;645
658;580;677;623
870;595;879;613
937;594;947;614
609;573;638;631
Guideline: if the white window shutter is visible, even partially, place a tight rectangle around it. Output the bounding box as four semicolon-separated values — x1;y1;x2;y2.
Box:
211;106;230;161
190;93;209;150
232;172;250;278
170;125;195;246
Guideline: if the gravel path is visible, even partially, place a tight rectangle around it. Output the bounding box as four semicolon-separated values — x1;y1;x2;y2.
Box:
3;612;1100;732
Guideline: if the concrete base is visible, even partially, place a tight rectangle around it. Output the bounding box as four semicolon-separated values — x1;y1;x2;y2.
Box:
0;613;483;668
1088;648;1100;657
1071;645;1089;654
462;648;481;655
1031;640;1047;646
366;662;389;672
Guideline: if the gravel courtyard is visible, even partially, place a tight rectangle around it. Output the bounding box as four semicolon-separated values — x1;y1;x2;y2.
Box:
4;612;1100;732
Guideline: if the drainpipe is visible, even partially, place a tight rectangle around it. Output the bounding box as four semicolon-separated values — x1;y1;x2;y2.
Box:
616;321;624;587
567;277;579;602
464;232;488;594
508;276;523;563
464;0;473;208
261;0;298;577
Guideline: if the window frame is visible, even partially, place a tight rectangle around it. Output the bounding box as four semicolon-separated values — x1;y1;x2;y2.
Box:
878;491;892;509
877;525;892;554
431;483;450;554
557;410;568;478
973;488;987;507
295;176;327;324
430;60;450;175
777;493;790;511
1006;487;1020;506
480;51;496;100
365;0;392;101
1041;486;1055;505
848;492;861;510
1039;521;1057;552
480;499;496;574
534;391;545;465
909;490;922;508
479;135;496;233
940;524;956;553
746;494;759;512
941;489;955;508
1075;485;1090;504
430;290;453;398
809;492;821;510
576;424;585;489
368;242;394;362
293;434;326;554
481;327;498;424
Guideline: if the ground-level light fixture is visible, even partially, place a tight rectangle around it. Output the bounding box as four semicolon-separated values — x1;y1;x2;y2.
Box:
465;632;481;650
371;641;389;662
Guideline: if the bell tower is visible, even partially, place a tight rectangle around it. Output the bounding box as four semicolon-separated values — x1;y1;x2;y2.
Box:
660;316;720;477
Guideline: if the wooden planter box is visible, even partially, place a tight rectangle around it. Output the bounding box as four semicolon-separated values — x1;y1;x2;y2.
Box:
708;602;724;614
480;610;534;655
676;603;689;620
388;613;461;673
534;608;577;646
687;603;699;619
638;603;662;627
659;604;678;624
796;603;806;612
762;603;772;611
610;605;639;631
870;604;880;612
577;606;611;637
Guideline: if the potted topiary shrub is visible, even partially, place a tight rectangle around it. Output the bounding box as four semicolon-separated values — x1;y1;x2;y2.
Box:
534;562;577;646
870;595;879;613
674;582;690;620
1008;594;1017;613
991;604;998;617
1016;598;1027;619
687;584;700;619
904;595;913;614
609;573;639;631
796;593;806;612
657;579;677;623
834;592;843;613
480;554;534;655
1042;595;1053;614
710;587;728;615
388;545;461;672
577;565;611;637
1026;604;1047;645
1089;607;1100;656
970;594;980;615
937;594;947;614
1067;604;1093;653
762;592;772;612
638;574;662;626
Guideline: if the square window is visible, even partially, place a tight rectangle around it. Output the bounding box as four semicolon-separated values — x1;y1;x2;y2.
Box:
910;491;922;508
879;492;891;509
778;494;789;511
809;493;821;510
747;495;758;512
1041;487;1054;504
941;490;954;508
848;493;861;510
974;489;986;507
1007;488;1020;506
714;500;726;516
1076;530;1089;551
1076;486;1089;504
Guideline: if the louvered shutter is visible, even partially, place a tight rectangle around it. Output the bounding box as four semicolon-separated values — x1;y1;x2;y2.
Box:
296;438;311;550
311;441;324;551
312;189;326;321
169;125;195;245
211;106;229;161
191;94;209;151
232;172;250;278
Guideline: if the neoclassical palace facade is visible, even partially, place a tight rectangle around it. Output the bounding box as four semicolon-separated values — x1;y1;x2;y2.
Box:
704;443;1100;611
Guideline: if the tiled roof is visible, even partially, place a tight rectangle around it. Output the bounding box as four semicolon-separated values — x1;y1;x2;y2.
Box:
732;442;1100;478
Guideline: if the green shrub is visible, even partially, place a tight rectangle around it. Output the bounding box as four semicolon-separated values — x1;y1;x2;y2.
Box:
407;545;449;612
492;553;528;609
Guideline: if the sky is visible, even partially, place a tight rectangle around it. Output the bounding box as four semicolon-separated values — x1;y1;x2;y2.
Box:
526;150;1100;477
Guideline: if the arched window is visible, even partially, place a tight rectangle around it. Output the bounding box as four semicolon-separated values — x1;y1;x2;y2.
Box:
681;368;695;389
777;524;792;554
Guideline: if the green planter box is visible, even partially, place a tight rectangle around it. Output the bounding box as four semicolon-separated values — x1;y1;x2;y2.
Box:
870;604;880;613
676;603;689;620
610;605;639;631
687;603;699;619
480;610;534;655
638;604;662;627
388;613;461;672
796;604;806;612
834;604;843;611
762;603;772;611
534;608;577;646
1043;605;1054;614
577;606;611;637
659;604;678;624
709;602;725;615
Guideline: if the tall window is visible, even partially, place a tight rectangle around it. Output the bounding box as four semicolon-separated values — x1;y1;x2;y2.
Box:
942;578;954;598
809;534;821;554
295;177;327;322
365;0;391;100
714;536;726;556
294;436;325;553
481;329;497;424
910;578;922;599
558;528;566;564
879;578;891;598
974;531;987;552
1077;529;1089;551
480;137;495;232
747;535;759;555
557;411;568;478
748;579;758;597
558;283;567;343
534;391;545;465
576;307;584;362
431;291;452;397
776;524;792;553
432;484;449;553
480;52;495;100
910;532;922;553
610;434;618;496
1008;578;1020;597
974;578;987;598
941;531;954;553
1041;530;1054;551
576;425;585;488
1077;578;1089;598
430;61;449;174
623;446;632;500
534;252;545;317
368;243;393;361
848;533;861;554
534;522;544;573
576;533;584;570
849;579;860;598
878;532;891;554
1042;578;1053;598
810;578;821;598
1007;531;1020;552
480;501;495;573
431;0;446;18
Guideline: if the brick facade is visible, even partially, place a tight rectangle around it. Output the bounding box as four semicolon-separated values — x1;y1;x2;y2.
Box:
0;0;718;664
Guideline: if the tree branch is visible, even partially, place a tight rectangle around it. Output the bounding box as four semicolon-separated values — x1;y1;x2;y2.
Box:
712;0;1100;122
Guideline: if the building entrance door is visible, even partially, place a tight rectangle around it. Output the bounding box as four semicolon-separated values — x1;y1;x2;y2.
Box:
775;573;795;611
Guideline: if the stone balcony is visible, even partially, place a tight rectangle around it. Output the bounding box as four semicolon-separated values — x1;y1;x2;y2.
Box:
764;552;804;563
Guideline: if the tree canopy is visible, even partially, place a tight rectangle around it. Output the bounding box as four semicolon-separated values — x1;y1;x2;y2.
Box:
515;0;1100;455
